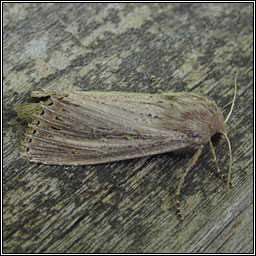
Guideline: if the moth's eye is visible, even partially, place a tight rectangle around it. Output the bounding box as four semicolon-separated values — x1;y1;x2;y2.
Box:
211;133;222;144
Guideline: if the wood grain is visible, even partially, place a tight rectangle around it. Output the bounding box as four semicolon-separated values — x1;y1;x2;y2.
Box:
3;3;253;253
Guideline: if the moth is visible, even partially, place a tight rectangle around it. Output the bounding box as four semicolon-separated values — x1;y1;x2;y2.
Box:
18;73;237;220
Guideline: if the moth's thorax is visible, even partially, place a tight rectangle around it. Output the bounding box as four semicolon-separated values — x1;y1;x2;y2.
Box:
163;92;227;145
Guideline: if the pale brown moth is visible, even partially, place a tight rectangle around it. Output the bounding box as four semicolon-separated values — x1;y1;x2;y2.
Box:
18;72;237;220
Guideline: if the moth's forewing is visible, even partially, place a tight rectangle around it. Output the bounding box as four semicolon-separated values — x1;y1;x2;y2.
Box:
22;91;224;165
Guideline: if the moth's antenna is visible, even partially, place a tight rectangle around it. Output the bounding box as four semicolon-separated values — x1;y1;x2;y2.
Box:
225;70;238;123
221;132;232;192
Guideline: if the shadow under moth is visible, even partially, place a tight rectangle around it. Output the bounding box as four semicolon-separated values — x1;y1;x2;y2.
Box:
17;72;237;220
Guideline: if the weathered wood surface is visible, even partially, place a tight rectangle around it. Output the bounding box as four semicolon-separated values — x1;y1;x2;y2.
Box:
3;3;253;253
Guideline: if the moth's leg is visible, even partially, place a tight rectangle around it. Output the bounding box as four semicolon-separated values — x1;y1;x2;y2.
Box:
209;141;233;187
150;76;162;94
175;146;203;221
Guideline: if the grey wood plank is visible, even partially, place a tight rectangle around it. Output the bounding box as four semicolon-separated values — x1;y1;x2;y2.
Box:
3;3;253;253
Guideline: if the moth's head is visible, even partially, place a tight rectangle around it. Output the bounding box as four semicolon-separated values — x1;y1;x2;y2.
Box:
211;130;227;145
208;102;227;139
216;112;227;135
